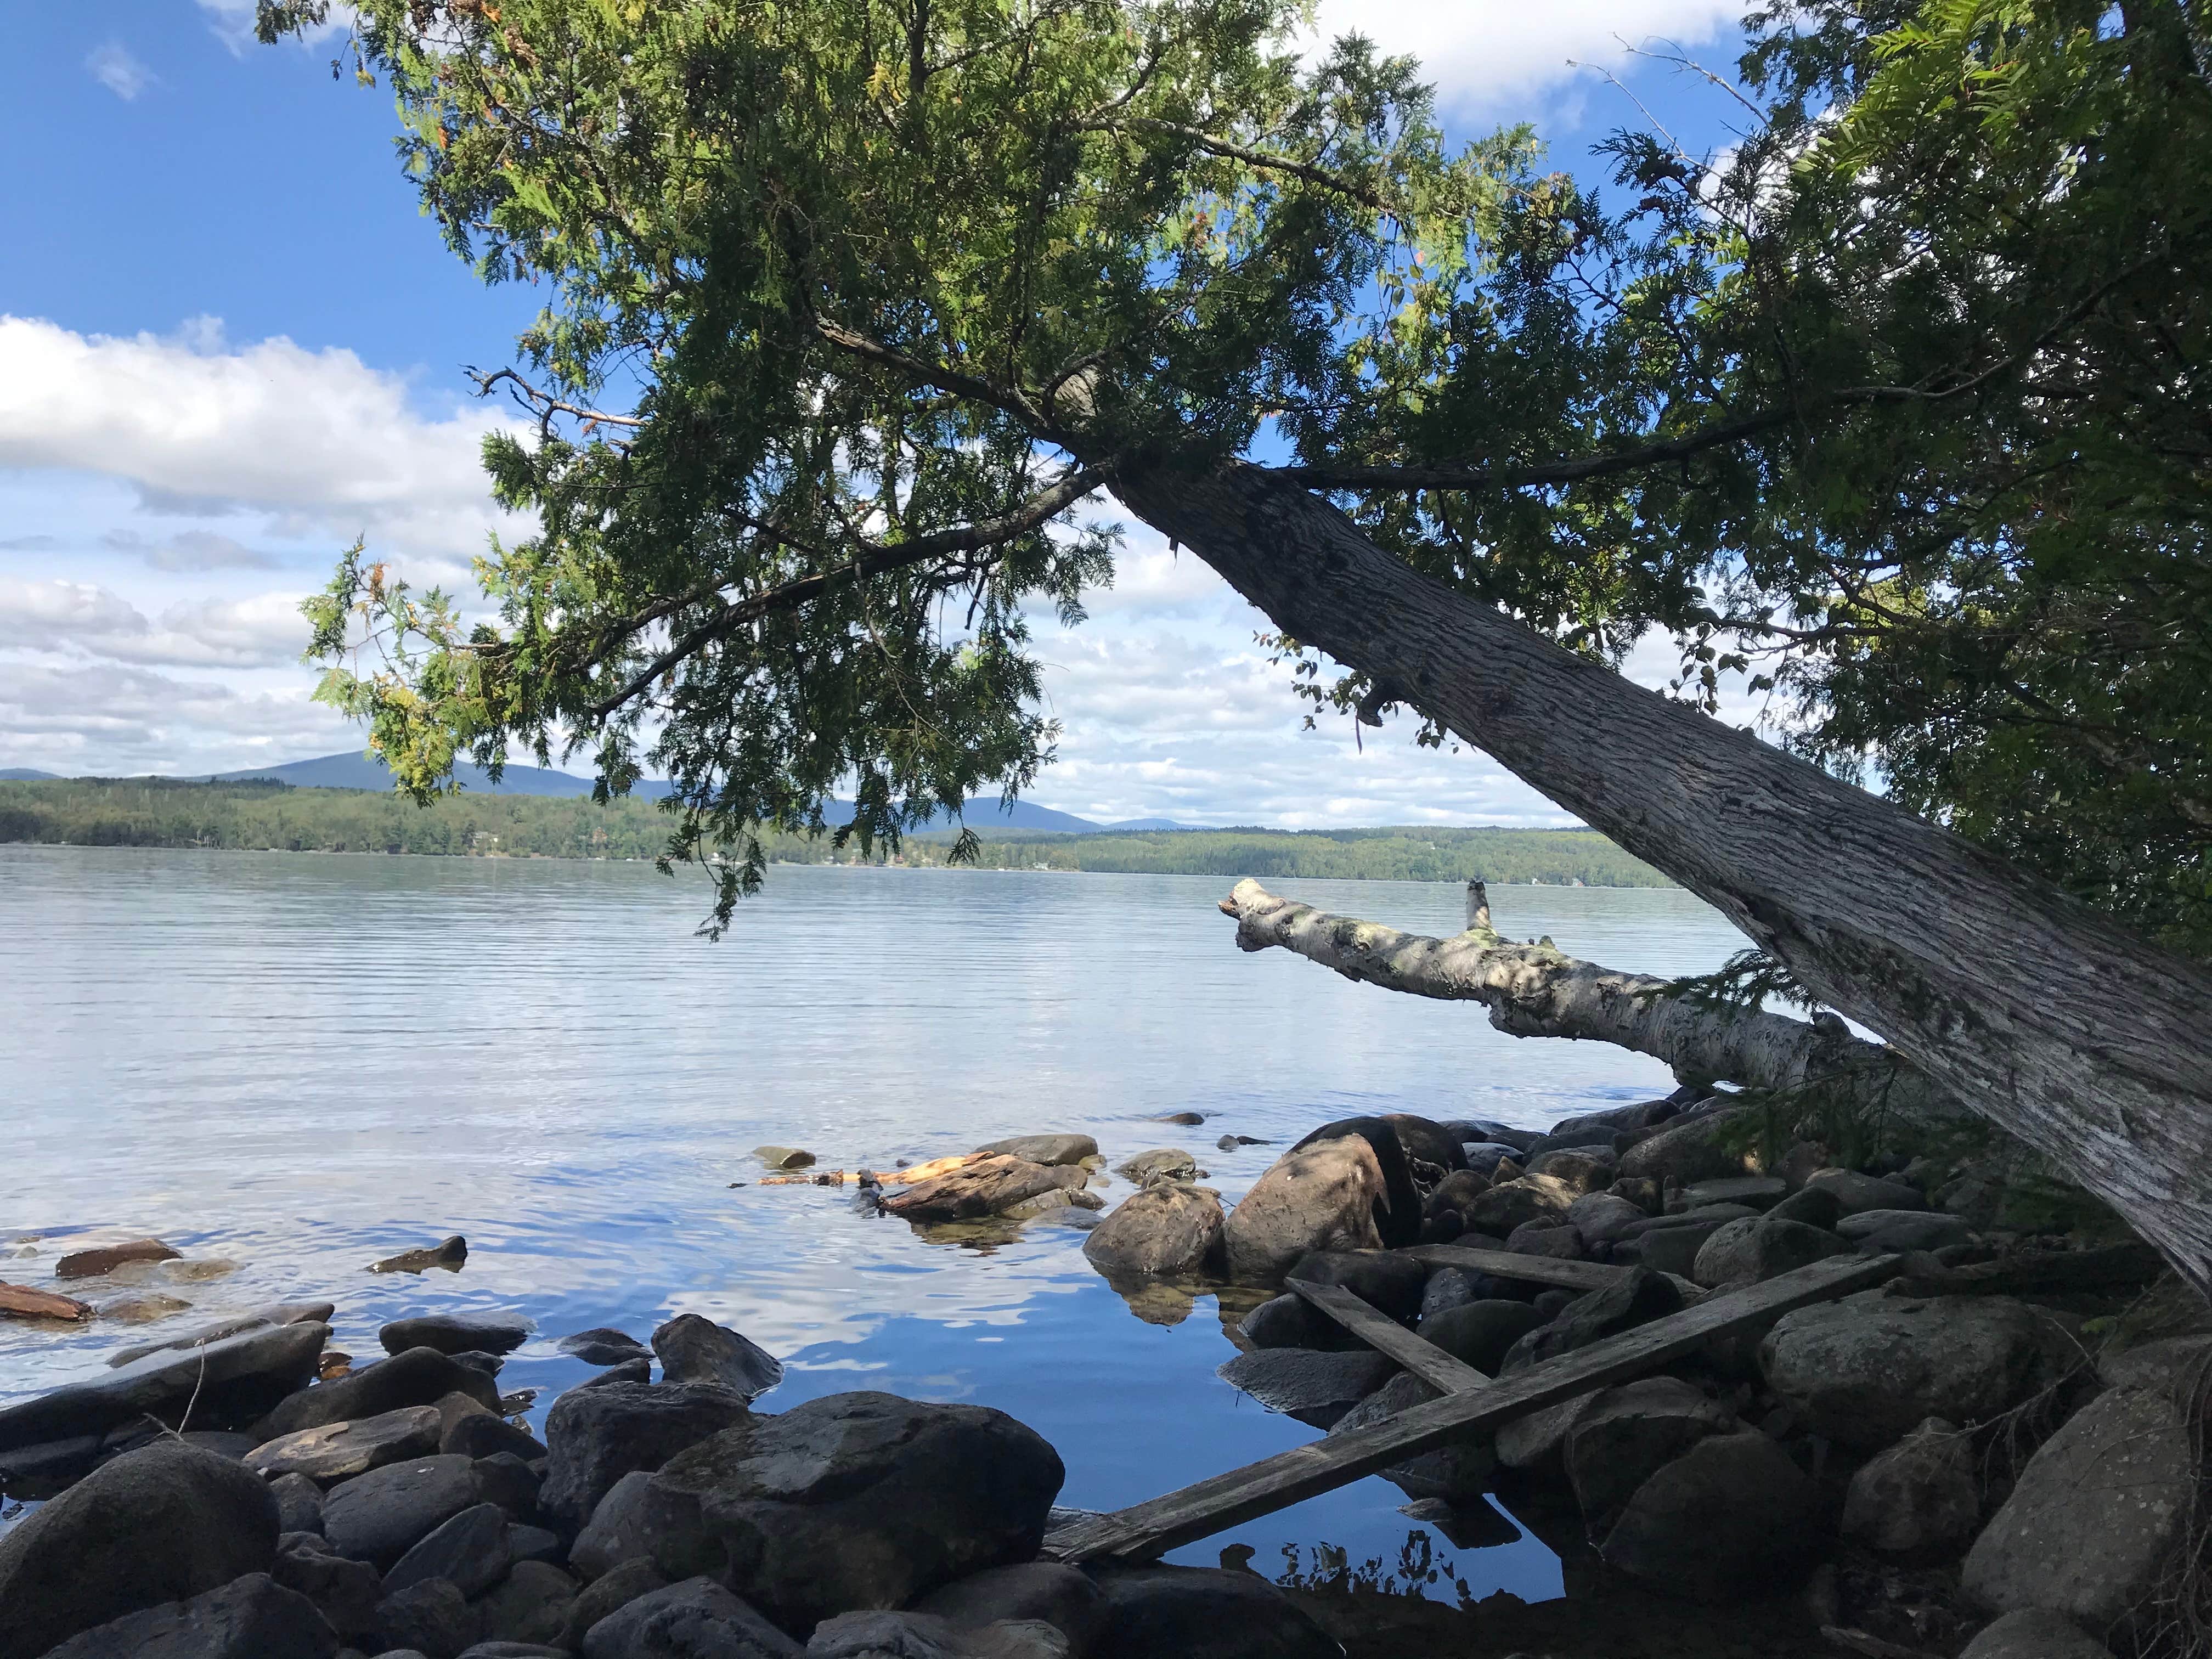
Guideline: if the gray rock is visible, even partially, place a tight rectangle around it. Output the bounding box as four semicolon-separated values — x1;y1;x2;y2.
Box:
973;1135;1098;1167
1113;1149;1199;1187
1524;1148;1614;1194
375;1577;476;1658
1616;1204;1758;1240
508;1523;564;1565
0;1433;100;1499
381;1316;532;1359
1959;1610;2118;1659
1767;1184;1845;1229
913;1562;1106;1657
461;1646;570;1658
37;1571;338;1659
1615;1102;1762;1186
106;1301;338;1369
1284;1250;1425;1319
651;1316;783;1402
1599;1432;1826;1600
1679;1175;1787;1211
1467;1178;1571;1237
1082;1564;1341;1658
386;1502;513;1598
1841;1417;1979;1561
1235;1293;1344;1352
370;1235;469;1274
276;1470;329;1533
2097;1333;2212;1395
1496;1391;1599;1472
473;1560;578;1646
0;1320;329;1453
1503;1221;1585;1260
580;1358;654;1390
1803;1167;1928;1216
1500;1269;1681;1374
1327;1371;1493;1502
325;1455;487;1568
642;1392;1063;1632
444;1413;549;1463
805;1610;1070;1657
581;1575;802;1657
1563;1377;1735;1528
1417;1266;1481;1321
0;1439;281;1659
561;1556;671;1647
1081;1185;1226;1278
1963;1385;2196;1632
1458;1142;1523;1175
275;1530;385;1643
754;1147;816;1170
1690;1215;1849;1288
1836;1210;1973;1254
261;1348;502;1442
250;1406;448;1485
540;1382;752;1533
571;1470;699;1581
1616;1218;1730;1279
1221;1138;1387;1284
1759;1292;2071;1449
1565;1192;1647;1248
1022;1207;1102;1231
1418;1301;1545;1375
1216;1347;1398;1429
562;1330;653;1368
472;1451;541;1521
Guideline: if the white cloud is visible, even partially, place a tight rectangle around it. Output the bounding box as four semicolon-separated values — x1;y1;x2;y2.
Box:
101;529;282;572
0;659;342;777
0;579;308;669
86;42;156;102
195;1;356;55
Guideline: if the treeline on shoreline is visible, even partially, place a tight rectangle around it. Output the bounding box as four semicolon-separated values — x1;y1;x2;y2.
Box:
0;777;1669;887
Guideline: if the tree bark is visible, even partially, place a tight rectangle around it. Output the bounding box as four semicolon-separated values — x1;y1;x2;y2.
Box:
1109;460;2212;1295
1217;877;1958;1124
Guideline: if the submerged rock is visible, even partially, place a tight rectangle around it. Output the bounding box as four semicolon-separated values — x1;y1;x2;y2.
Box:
370;1235;470;1274
973;1134;1099;1167
883;1156;1088;1222
0;1318;327;1453
54;1236;181;1278
380;1313;533;1358
1221;1138;1386;1284
1215;1347;1396;1429
652;1314;783;1402
1082;1184;1225;1278
754;1147;818;1170
560;1328;652;1368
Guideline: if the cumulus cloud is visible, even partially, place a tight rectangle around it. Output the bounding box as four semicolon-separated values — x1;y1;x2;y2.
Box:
0;658;340;777
0;579;308;669
100;529;283;572
86;42;156;102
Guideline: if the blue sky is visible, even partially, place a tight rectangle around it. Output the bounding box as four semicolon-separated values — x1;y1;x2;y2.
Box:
0;1;1758;825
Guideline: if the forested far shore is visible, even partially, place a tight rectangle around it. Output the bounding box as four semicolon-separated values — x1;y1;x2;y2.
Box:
0;778;1668;887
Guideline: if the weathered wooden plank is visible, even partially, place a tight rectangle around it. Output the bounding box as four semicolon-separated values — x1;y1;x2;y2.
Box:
1285;1278;1491;1395
1404;1243;1632;1293
1046;1252;1898;1564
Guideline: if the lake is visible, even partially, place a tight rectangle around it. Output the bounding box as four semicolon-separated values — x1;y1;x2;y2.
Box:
0;844;1750;1602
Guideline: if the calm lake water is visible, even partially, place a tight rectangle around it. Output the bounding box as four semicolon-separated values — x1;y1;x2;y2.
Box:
0;845;1749;1602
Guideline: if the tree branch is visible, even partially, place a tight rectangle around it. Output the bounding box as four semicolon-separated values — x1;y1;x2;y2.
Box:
1070;117;1392;212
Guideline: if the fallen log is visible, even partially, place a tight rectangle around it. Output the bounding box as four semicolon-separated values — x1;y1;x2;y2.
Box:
1403;1243;1632;1295
1220;878;1956;1123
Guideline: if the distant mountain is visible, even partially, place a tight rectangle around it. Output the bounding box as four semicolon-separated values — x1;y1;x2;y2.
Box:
0;768;57;781
1101;816;1191;831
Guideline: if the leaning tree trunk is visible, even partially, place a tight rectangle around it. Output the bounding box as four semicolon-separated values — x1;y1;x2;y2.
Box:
1217;877;1960;1126
1109;459;2212;1296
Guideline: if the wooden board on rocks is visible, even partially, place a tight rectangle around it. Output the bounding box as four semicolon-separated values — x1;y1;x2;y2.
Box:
1285;1277;1491;1393
1045;1252;1900;1564
1404;1243;1632;1294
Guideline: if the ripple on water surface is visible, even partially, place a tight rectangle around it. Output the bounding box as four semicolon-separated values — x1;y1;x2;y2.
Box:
0;845;1751;1600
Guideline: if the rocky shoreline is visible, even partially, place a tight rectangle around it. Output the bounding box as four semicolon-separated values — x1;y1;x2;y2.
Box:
0;1093;2204;1659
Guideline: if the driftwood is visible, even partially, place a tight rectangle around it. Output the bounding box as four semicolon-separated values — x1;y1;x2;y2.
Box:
1404;1243;1634;1295
1219;878;1959;1125
1047;1250;1899;1563
0;1284;94;1322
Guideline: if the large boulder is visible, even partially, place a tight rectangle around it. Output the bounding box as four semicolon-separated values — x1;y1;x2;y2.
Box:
380;1313;533;1358
1615;1103;1762;1186
1325;1372;1492;1502
1466;1178;1572;1237
0;1441;280;1659
371;1575;476;1657
540;1382;753;1533
1803;1167;1928;1216
385;1502;514;1598
1380;1114;1469;1171
1962;1385;2197;1634
1759;1293;2070;1449
572;1470;710;1582
1562;1378;1736;1529
1215;1348;1397;1430
273;1532;383;1644
1959;1610;2119;1659
1499;1269;1682;1374
973;1135;1099;1167
1616;1217;1733;1278
476;1557;580;1646
561;1556;672;1647
642;1392;1064;1631
1221;1139;1387;1284
1841;1417;1979;1562
1525;1148;1614;1195
1082;1185;1226;1278
1690;1215;1849;1288
246;1405;447;1485
1082;1564;1342;1658
652;1315;784;1401
1599;1432;1827;1601
37;1572;338;1659
1235;1294;1351;1353
1283;1250;1425;1320
912;1563;1107;1658
259;1346;501;1441
323;1454;487;1568
1565;1192;1648;1249
0;1320;328;1452
1417;1301;1546;1376
1283;1117;1422;1247
105;1300;336;1369
1837;1211;1974;1255
883;1156;1089;1221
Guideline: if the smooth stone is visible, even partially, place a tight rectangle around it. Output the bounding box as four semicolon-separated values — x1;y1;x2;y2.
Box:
806;1610;1070;1656
274;1530;384;1643
1678;1175;1786;1211
249;1407;448;1485
1690;1215;1850;1288
973;1135;1099;1167
1564;1192;1647;1248
1326;1370;1492;1502
325;1455;487;1569
1112;1149;1199;1187
999;1188;1105;1223
1962;1384;2197;1631
913;1562;1107;1657
1424;1169;1491;1223
473;1560;578;1647
1615;1102;1763;1186
1766;1185;1845;1230
1837;1210;1973;1254
1803;1168;1928;1216
1599;1431;1826;1600
0;1440;283;1659
371;1237;470;1274
1563;1377;1735;1528
560;1330;652;1368
1023;1206;1103;1231
1523;1148;1614;1195
1614;1218;1730;1279
651;1315;783;1402
109;1301;338;1368
385;1502;513;1598
1841;1417;1979;1561
261;1349;502;1442
0;1432;101;1498
558;1556;669;1647
753;1147;816;1170
1082;1184;1226;1278
1615;1204;1758;1240
1220;1138;1386;1284
1416;1266;1481;1321
444;1413;549;1463
580;1575;800;1658
473;1451;542;1521
1215;1348;1396;1430
1418;1301;1545;1375
1214;1134;1268;1150
1466;1178;1571;1237
1283;1249;1425;1320
1458;1142;1523;1175
274;1470;329;1533
1503;1221;1585;1260
93;1290;195;1322
54;1236;182;1278
642;1393;1064;1630
1082;1564;1341;1658
380;1316;533;1359
1151;1111;1207;1125
1499;1269;1681;1374
36;1571;338;1659
373;1576;474;1658
0;1319;328;1453
1236;1294;1348;1353
1379;1114;1471;1171
578;1358;653;1390
1959;1610;2118;1659
540;1382;752;1533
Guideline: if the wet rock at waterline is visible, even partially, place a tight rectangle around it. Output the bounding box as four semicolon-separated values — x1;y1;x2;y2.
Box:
0;1318;328;1453
1283;1249;1426;1321
1219;1137;1387;1283
1325;1370;1493;1502
53;1236;182;1279
1215;1347;1397;1430
577;1357;654;1390
1022;1205;1104;1231
1215;1133;1269;1151
0;1283;93;1322
259;1346;502;1441
539;1381;753;1533
381;1313;533;1358
1081;1184;1225;1278
560;1328;652;1368
651;1314;784;1401
1083;1564;1342;1659
912;1561;1107;1656
1237;1294;1354;1353
322;1454;488;1568
973;1133;1099;1167
36;1572;339;1659
882;1156;1088;1223
642;1391;1065;1631
105;1301;337;1368
754;1146;818;1170
370;1235;470;1274
1598;1431;1827;1601
0;1440;283;1659
246;1405;446;1485
1112;1148;1201;1187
